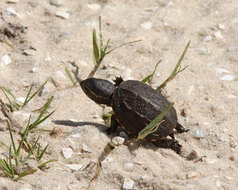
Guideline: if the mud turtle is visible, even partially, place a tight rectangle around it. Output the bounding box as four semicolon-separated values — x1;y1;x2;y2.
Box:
80;77;188;154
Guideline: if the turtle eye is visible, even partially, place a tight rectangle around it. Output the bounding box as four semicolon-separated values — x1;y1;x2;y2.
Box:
80;78;115;106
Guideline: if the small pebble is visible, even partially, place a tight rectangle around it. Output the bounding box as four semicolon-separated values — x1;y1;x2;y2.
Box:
215;68;230;74
87;3;101;10
220;74;235;81
186;171;200;179
186;150;198;161
6;7;21;18
123;162;134;172
218;23;225;30
62;147;73;159
70;129;81;138
207;159;217;164
216;180;221;187
219;135;228;142
7;0;19;3
45;55;52;61
23;49;35;56
140;21;153;30
56;11;69;19
123;178;134;190
1;54;12;65
224;176;234;180
144;7;158;13
82;144;92;153
55;71;66;80
229;140;237;148
50;0;63;7
226;46;238;52
214;31;223;40
203;35;212;41
229;155;235;161
59;32;69;38
30;67;37;73
112;136;125;145
65;164;83;171
227;94;237;99
193;129;205;139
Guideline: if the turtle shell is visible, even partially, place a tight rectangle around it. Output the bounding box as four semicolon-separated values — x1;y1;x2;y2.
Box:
112;80;178;139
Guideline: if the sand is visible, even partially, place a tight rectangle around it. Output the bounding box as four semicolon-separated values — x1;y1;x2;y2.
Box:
0;0;238;189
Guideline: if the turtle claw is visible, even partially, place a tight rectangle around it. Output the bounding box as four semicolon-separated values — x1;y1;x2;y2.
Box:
171;140;182;154
176;123;189;133
152;139;182;154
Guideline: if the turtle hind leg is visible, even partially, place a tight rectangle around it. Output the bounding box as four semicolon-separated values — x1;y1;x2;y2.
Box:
176;123;189;133
153;139;182;154
106;114;118;135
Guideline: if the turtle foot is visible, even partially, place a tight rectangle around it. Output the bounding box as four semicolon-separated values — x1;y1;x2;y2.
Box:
153;139;182;154
176;123;189;133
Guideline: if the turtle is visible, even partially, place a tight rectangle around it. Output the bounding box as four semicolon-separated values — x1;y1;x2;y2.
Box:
80;77;188;154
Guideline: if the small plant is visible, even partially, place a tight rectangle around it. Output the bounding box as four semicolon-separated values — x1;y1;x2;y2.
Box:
156;41;190;90
142;60;161;84
0;82;55;181
0;81;48;111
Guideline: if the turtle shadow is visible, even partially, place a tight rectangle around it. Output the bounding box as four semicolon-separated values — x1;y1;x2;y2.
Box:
52;120;108;133
52;120;181;154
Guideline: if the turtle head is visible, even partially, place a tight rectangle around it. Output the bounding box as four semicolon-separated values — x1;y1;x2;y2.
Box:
80;78;115;106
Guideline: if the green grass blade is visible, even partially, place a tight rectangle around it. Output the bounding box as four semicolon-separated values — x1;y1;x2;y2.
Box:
142;60;161;84
17;116;31;155
0;86;16;99
0;87;20;110
136;103;174;141
0;159;11;174
103;39;110;55
157;41;190;90
21;81;48;108
7;122;17;157
32;96;53;124
37;144;48;160
38;159;57;169
65;66;76;85
8;146;15;177
22;84;33;108
22;136;39;164
0;159;14;178
0;87;13;109
171;41;191;75
105;40;141;55
93;29;100;64
29;110;54;130
15;169;37;181
99;16;103;53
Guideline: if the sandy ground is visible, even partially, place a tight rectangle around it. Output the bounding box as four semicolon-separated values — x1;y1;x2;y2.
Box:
0;0;238;189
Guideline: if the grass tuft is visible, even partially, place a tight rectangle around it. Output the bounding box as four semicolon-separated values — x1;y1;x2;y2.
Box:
157;41;190;90
0;82;55;180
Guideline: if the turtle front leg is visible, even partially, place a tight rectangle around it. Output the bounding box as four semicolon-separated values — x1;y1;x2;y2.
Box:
106;114;118;135
175;123;189;133
152;138;182;154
